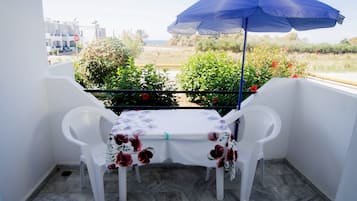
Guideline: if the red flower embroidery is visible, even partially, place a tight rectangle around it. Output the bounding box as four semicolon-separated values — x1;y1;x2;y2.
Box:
211;97;219;104
210;144;224;159
288;63;293;68
250;85;258;92
138;149;153;164
114;134;128;145
141;93;150;101
271;61;278;68
115;151;133;167
226;148;238;162
129;135;142;152
107;163;117;169
292;74;299;78
208;132;219;141
217;157;225;168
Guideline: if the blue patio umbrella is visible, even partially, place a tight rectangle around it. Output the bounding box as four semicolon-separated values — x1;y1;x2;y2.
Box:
168;0;344;110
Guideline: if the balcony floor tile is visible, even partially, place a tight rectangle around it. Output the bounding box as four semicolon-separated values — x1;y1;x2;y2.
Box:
29;161;329;201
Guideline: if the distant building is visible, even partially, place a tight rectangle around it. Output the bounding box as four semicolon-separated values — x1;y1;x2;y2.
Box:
44;18;106;54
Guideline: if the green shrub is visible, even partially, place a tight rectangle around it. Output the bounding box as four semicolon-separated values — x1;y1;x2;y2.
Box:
178;51;241;113
179;47;307;114
246;45;306;79
191;34;357;54
105;59;177;113
77;38;131;87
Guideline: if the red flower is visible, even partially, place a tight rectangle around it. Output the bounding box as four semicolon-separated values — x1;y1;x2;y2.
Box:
292;74;299;78
138;149;153;164
129;135;142;152
208;132;219;141
226;148;238;162
211;97;219;104
107;163;117;169
115;151;133;167
271;61;278;68
141;93;150;101
210;144;224;159
288;63;293;68
114;134;128;145
250;85;258;92
217;157;225;168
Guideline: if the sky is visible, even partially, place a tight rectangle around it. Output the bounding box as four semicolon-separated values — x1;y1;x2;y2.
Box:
42;0;356;44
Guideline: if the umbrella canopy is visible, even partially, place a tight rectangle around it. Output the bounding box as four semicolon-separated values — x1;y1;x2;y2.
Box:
169;0;344;34
168;0;344;110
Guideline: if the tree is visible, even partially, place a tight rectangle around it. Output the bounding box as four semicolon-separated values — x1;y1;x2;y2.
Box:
77;38;131;87
120;29;148;57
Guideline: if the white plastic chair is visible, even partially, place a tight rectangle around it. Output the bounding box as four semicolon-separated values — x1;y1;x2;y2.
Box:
224;105;281;201
62;106;117;201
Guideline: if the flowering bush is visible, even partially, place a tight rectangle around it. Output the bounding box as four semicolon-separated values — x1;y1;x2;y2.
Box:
105;59;177;113
75;39;178;112
179;47;306;113
77;38;130;87
246;45;306;79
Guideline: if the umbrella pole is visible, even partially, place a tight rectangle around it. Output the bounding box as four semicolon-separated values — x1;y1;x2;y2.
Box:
237;18;248;110
234;18;248;140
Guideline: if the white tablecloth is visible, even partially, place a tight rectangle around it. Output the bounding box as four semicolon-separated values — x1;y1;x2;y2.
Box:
107;109;237;174
106;109;238;201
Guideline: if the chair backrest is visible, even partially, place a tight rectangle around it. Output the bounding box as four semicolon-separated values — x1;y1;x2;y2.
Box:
62;106;116;147
223;105;281;145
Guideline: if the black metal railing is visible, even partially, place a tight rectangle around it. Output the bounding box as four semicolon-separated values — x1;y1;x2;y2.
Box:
84;89;255;111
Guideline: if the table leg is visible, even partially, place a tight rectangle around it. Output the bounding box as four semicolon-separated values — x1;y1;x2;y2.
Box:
118;167;127;201
216;167;224;200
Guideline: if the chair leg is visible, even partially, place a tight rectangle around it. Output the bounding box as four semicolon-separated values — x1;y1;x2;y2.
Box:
86;164;101;201
134;165;141;183
205;167;211;181
260;158;265;186
239;160;258;201
94;167;105;201
80;161;85;190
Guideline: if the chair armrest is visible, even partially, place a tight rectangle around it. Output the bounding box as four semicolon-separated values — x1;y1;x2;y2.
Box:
63;131;88;147
223;109;244;125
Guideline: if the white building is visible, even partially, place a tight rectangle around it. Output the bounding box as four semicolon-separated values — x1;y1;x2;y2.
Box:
44;18;106;54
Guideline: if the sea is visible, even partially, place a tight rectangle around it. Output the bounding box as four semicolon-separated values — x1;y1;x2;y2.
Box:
144;40;168;46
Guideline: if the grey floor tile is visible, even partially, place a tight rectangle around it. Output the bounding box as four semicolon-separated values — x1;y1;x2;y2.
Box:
29;161;329;201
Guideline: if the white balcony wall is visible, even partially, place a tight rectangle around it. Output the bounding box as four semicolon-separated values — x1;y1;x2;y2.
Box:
335;116;357;201
287;80;357;200
243;78;297;159
0;0;54;201
46;76;116;164
49;62;74;78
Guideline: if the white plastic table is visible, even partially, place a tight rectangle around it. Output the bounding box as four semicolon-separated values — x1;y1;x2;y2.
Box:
107;109;235;201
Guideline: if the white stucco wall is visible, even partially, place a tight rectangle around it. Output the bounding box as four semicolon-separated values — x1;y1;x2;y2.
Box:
287;80;357;200
46;76;117;164
0;1;55;201
49;62;74;78
243;78;297;159
335;115;357;201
